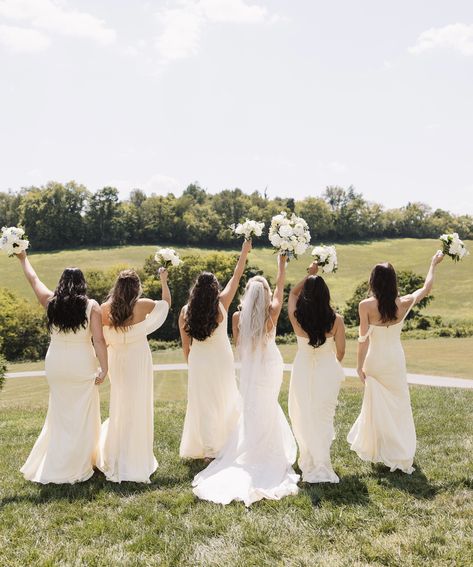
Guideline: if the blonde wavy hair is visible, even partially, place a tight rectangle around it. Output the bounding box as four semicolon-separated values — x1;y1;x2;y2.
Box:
238;275;272;352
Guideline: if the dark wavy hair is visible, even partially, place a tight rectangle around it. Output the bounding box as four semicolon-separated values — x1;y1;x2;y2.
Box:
295;275;336;348
47;268;88;333
369;262;398;323
108;270;142;329
184;272;221;341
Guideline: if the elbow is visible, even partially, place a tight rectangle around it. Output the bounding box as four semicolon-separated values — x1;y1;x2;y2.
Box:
337;349;345;362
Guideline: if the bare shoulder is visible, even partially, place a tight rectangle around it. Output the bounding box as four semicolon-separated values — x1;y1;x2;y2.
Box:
232;311;240;321
359;298;373;309
335;313;344;325
89;299;100;311
137;298;157;313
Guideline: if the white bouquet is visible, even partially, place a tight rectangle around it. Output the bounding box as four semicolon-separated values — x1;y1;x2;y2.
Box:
231;219;264;240
439;233;469;262
268;212;311;259
311;245;338;273
154;247;182;269
0;226;30;257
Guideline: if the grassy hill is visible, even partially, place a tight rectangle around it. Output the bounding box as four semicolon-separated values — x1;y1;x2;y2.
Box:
1;239;472;321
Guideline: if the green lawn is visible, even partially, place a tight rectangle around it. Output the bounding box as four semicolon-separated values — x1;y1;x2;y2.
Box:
1;239;472;321
1;375;472;566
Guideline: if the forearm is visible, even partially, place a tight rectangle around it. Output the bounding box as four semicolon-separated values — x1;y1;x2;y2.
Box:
290;276;307;298
161;282;171;306
93;338;108;374
357;341;369;370
19;257;39;286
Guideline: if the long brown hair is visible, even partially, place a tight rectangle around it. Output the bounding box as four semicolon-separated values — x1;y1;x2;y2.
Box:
369;263;398;323
108;270;142;329
295;275;336;348
47;268;88;333
184;272;220;341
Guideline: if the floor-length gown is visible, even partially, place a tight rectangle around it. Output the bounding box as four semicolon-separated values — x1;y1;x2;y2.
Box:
347;301;416;474
21;301;101;484
192;329;300;506
96;301;169;483
180;303;240;459
289;336;344;483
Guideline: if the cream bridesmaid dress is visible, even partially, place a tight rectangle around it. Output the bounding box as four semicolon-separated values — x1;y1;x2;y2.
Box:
97;301;169;483
180;303;240;459
347;300;416;473
289;336;344;483
192;326;299;506
21;301;101;484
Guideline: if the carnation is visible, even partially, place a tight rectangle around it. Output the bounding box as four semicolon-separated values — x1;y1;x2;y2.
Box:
155;247;182;269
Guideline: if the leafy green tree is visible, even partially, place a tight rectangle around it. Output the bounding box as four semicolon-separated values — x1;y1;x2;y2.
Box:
343;270;433;326
295;197;334;240
85;187;123;245
0;190;21;227
19;181;89;249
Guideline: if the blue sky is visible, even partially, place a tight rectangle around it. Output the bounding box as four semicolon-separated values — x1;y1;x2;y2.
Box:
1;0;472;213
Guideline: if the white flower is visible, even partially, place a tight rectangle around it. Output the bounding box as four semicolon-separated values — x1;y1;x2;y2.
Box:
295;241;308;256
439;232;469;262
0;226;30;257
270;233;282;247
231;219;265;240
279;224;294;238
311;244;338;273
268;211;311;259
155;247;182;268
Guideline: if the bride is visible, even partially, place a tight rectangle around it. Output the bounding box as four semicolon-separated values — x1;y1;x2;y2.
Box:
192;254;300;506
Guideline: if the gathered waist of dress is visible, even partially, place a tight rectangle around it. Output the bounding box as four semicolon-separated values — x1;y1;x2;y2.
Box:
50;334;92;344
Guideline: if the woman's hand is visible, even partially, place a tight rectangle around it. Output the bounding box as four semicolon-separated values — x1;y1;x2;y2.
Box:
431;250;444;266
241;238;252;255
16;251;27;261
357;367;366;384
158;267;168;283
95;369;107;385
277;253;287;270
307;261;319;276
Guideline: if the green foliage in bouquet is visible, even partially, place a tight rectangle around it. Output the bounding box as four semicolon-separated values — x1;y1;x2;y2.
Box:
0;288;49;361
343;270;433;326
141;251;262;341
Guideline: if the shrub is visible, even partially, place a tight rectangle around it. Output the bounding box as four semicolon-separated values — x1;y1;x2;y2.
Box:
85;264;129;304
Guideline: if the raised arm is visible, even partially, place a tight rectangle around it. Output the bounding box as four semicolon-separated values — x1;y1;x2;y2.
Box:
89;300;108;385
159;267;172;307
269;254;287;323
179;307;191;362
356;301;370;383
408;251;444;305
220;239;252;311
16;251;53;308
288;261;318;322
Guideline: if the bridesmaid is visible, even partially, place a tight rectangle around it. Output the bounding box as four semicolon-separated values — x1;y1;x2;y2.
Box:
16;251;108;484
179;239;252;460
347;251;444;473
288;261;346;483
97;268;171;483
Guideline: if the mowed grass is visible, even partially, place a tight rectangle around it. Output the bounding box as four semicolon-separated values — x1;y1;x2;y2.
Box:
1;373;472;566
0;238;472;320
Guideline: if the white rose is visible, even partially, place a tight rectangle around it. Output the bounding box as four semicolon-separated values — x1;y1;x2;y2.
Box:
295;242;308;256
279;224;293;238
280;240;289;250
270;233;282;247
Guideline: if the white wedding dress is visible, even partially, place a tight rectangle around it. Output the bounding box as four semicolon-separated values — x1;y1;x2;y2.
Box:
289;336;344;483
192;327;300;506
347;300;416;473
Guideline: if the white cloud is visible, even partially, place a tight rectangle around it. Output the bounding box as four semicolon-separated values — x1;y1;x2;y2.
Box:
155;0;270;62
0;24;50;52
0;0;116;47
409;23;473;56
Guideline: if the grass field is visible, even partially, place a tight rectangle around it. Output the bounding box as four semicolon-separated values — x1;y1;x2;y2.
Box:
1;373;472;566
1;239;472;321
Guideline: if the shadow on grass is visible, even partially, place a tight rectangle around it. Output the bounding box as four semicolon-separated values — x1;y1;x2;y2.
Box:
370;463;438;499
301;474;370;507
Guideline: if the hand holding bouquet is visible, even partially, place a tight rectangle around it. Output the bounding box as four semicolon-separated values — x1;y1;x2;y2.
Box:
0;226;29;257
231;219;264;241
311;245;338;273
268;212;310;260
439;233;469;262
154;247;182;269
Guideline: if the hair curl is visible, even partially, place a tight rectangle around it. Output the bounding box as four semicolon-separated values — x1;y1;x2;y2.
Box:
47;268;89;333
184;272;221;341
295;275;336;348
369;263;398;323
108;270;142;329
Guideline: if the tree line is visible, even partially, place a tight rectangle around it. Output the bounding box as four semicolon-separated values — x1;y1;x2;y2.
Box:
1;181;471;250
